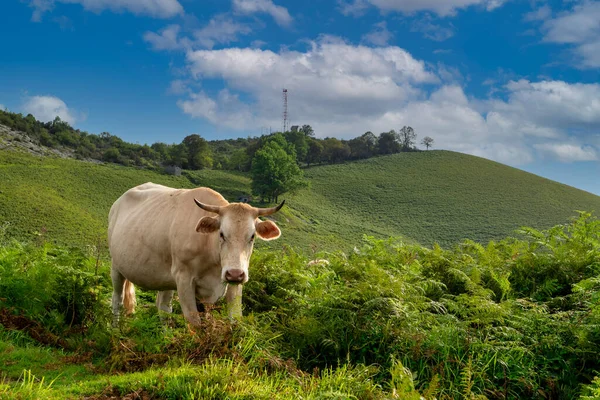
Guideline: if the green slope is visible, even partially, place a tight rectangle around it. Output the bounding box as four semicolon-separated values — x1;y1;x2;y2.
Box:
0;151;252;248
1;148;600;251
287;150;600;247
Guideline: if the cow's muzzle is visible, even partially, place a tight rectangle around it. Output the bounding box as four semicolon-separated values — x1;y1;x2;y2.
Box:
225;269;246;283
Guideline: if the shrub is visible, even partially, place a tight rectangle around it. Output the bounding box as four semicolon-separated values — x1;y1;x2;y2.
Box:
0;241;112;350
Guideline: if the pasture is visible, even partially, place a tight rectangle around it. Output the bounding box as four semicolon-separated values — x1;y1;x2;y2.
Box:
2;147;600;398
1;213;600;398
2;149;600;252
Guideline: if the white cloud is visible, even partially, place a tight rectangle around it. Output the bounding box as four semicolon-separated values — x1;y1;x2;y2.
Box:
0;104;6;111
436;63;464;84
542;2;600;44
193;14;252;49
523;5;551;22
540;1;600;68
338;0;369;16
577;40;600;68
28;0;183;20
361;21;393;46
388;81;600;165
178;89;255;130
497;79;600;130
22;95;77;125
411;15;455;41
339;0;507;17
144;15;253;52
167;79;190;95
534;143;598;162
232;0;292;26
182;38;437;130
186;38;437;87
143;24;189;51
251;40;267;48
28;0;54;21
178;40;600;165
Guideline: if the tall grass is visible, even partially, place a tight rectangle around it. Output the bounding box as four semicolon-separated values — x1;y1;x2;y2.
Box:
0;213;599;398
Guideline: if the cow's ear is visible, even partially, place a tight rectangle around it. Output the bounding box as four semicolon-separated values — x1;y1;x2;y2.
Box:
255;220;281;241
196;216;220;233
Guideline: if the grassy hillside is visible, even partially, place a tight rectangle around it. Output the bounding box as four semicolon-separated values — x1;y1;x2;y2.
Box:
2;149;600;252
288;150;600;247
0;150;252;248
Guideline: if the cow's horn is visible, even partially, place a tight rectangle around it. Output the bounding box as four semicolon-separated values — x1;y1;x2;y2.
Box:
194;199;221;214
256;200;285;217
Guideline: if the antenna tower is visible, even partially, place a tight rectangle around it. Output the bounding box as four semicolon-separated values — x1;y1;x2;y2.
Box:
282;88;288;132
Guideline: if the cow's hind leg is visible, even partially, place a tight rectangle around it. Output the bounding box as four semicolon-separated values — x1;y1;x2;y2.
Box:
156;290;174;324
111;267;126;327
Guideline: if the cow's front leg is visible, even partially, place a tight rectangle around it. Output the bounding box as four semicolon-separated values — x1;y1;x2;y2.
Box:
226;284;243;319
175;275;202;327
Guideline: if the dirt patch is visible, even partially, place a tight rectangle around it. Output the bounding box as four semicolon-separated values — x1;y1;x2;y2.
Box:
83;387;154;400
106;311;235;373
0;307;69;348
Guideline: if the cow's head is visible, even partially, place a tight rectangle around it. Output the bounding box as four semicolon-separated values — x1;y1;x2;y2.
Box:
193;200;284;284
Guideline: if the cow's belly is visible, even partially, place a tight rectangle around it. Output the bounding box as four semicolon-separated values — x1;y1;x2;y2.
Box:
111;247;176;291
126;267;177;291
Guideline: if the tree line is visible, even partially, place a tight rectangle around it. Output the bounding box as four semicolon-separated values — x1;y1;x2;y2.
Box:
0;109;434;201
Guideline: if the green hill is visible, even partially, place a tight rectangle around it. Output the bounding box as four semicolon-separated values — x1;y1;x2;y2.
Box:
0;150;251;248
1;147;600;251
288;150;600;247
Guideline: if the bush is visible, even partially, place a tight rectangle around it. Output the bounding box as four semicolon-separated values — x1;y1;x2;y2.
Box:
243;213;600;398
0;241;112;349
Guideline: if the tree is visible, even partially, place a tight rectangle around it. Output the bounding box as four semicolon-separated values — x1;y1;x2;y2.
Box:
151;142;170;163
348;131;378;160
300;125;314;137
377;130;401;155
251;140;307;203
421;136;434;150
168;143;188;168
283;130;308;163
399;126;417;151
182;134;213;169
103;147;121;163
305;138;323;167
228;148;250;171
322;137;351;163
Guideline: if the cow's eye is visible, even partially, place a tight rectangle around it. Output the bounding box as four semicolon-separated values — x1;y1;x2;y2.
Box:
219;232;225;241
250;233;255;242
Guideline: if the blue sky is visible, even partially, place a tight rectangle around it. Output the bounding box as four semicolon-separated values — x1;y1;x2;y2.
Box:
1;0;600;195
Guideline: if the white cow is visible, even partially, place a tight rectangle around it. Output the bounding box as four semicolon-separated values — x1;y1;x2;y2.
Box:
108;182;283;326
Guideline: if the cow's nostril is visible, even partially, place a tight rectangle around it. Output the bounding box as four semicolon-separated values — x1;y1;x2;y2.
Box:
225;269;246;283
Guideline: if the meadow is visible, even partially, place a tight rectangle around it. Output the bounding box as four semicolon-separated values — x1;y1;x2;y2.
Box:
1;213;600;398
2;147;600;398
2;149;600;252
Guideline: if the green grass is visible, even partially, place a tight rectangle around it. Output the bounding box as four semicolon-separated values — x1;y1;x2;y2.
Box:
288;150;600;247
1;214;600;398
2;149;600;252
0;150;252;249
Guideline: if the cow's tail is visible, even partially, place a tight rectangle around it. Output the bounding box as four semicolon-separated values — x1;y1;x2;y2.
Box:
123;280;137;315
